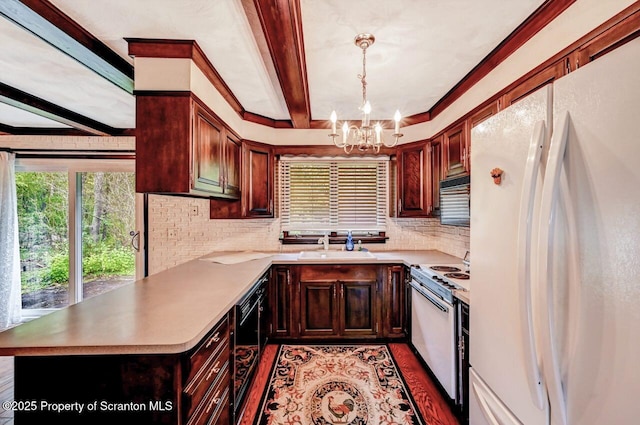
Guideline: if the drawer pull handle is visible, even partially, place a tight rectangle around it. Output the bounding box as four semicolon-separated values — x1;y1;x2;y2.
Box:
206;390;222;414
206;361;221;381
205;332;221;348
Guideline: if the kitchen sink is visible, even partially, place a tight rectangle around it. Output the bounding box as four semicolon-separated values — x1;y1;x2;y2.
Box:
298;250;376;260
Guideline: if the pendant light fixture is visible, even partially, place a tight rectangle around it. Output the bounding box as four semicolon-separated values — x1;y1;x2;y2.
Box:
329;33;403;153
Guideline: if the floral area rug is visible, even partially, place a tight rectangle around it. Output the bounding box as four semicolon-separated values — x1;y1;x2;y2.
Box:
256;345;424;424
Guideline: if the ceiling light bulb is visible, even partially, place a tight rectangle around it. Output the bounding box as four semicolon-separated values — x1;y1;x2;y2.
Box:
330;110;337;133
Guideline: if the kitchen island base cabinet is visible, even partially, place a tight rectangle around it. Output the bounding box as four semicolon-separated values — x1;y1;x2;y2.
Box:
13;315;231;425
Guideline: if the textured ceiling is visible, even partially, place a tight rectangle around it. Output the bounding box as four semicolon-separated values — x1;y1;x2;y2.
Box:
0;0;546;131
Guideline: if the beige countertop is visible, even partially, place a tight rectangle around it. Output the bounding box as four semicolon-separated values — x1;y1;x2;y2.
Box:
0;249;463;357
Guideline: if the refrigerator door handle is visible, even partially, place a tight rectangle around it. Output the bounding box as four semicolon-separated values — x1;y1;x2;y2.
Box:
516;120;546;410
537;110;571;425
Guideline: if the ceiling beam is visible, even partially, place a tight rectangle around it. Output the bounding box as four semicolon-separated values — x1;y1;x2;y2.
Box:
0;0;134;94
0;123;92;136
0;82;125;136
253;0;311;128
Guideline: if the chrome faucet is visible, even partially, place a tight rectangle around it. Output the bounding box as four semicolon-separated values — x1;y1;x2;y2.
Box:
318;234;330;250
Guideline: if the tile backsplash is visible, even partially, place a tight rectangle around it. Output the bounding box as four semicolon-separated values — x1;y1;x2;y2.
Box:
148;195;470;274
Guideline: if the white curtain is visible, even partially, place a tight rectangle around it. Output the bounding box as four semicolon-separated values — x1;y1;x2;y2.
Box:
0;152;21;327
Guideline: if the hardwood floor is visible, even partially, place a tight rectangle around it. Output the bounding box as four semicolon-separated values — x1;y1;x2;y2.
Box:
240;343;460;425
0;356;14;425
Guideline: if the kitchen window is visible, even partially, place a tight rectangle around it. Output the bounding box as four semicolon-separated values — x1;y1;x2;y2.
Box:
279;157;388;243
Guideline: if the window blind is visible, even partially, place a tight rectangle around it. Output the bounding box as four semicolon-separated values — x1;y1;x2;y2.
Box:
280;159;387;232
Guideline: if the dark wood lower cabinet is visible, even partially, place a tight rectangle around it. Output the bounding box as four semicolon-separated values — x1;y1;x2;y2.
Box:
14;315;231;425
270;266;293;338
300;280;340;337
273;264;405;340
12;264;408;425
384;265;407;338
342;280;377;336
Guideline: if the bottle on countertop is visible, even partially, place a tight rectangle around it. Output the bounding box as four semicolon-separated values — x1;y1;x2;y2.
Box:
345;231;354;251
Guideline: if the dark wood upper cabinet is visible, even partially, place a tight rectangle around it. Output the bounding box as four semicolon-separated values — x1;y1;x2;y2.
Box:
224;132;241;199
395;140;439;218
469;102;498;128
210;139;274;219
192;101;224;195
443;121;469;178
501;61;563;108
397;141;428;217
242;141;274;217
136;93;240;200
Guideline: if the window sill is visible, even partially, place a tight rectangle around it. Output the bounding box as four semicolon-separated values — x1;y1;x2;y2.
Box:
280;231;388;245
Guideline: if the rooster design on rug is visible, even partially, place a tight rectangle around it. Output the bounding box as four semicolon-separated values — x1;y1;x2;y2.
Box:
327;395;355;423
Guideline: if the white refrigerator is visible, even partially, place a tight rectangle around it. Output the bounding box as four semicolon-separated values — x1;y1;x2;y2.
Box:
469;36;640;425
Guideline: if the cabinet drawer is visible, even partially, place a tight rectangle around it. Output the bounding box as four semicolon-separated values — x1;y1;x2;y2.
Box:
185;318;229;385
184;344;230;418
300;265;378;281
186;368;231;425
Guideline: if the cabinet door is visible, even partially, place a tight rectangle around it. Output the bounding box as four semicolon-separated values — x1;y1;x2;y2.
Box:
223;132;241;199
243;141;274;217
443;121;468;177
398;142;431;217
469;102;498;129
270;266;291;338
193;103;224;195
383;265;406;338
341;280;377;337
429;138;442;216
299;280;339;337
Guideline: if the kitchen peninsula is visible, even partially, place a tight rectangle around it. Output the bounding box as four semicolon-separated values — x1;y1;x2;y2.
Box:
0;250;467;424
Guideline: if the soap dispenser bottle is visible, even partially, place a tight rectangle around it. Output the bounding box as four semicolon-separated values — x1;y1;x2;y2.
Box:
345;231;354;251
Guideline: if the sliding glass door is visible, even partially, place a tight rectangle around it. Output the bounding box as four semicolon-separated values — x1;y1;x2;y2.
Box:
15;159;139;317
16;171;70;309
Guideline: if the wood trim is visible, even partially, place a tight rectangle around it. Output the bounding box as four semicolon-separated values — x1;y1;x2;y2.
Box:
1;0;134;93
0;82;124;136
254;0;311;128
402;111;431;127
244;111;293;128
280;231;388;245
274;144;396;157
575;5;640;66
126;39;244;116
429;0;576;120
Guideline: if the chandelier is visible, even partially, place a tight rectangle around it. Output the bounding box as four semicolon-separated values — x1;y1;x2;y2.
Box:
329;33;403;153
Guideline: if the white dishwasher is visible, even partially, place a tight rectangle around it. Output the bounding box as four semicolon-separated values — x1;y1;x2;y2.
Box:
409;264;469;401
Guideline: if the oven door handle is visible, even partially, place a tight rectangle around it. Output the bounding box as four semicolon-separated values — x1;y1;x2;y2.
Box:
409;280;449;313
